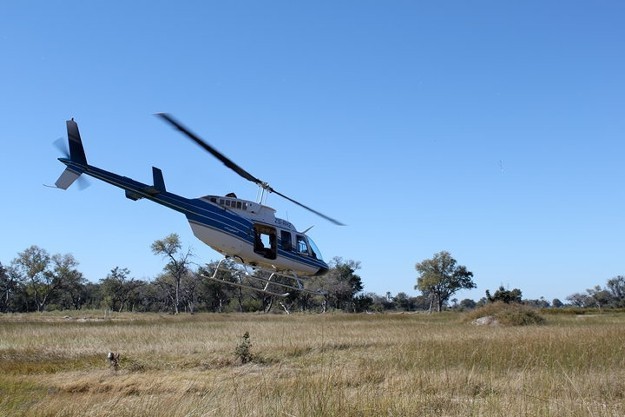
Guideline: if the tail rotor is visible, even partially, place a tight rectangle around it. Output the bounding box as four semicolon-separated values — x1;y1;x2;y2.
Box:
53;137;69;159
49;119;90;190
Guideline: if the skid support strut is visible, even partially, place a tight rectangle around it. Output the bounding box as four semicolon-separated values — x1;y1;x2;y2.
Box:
201;258;325;297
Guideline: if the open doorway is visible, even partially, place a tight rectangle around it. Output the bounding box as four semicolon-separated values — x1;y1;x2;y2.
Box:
253;224;277;259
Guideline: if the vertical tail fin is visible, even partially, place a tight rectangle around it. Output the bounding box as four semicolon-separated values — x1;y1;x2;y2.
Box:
66;118;87;165
53;118;88;190
152;167;167;192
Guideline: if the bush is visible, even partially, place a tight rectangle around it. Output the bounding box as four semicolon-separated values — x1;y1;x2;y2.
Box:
464;302;545;326
234;331;253;364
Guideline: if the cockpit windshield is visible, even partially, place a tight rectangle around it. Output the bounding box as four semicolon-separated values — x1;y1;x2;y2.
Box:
307;236;324;261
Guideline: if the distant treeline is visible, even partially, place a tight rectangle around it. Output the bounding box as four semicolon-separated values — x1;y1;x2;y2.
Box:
2;243;624;314
1;245;368;314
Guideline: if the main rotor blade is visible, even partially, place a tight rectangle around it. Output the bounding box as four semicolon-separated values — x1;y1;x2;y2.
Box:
156;113;345;226
271;189;345;226
156;113;265;187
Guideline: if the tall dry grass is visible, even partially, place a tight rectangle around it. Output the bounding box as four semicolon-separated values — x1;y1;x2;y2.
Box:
1;311;624;416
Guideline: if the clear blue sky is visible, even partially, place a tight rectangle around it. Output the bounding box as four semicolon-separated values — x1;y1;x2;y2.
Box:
1;1;624;303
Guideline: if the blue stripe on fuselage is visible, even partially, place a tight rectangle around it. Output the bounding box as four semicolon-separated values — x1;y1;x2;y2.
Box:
61;159;328;274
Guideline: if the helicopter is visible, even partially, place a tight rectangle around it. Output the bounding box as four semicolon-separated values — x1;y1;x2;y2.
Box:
52;114;343;296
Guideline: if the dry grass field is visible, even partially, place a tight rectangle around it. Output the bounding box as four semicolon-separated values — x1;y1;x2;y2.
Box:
1;310;625;416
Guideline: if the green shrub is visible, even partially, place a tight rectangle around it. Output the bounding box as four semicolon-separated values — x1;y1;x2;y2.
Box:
465;302;545;326
234;331;253;364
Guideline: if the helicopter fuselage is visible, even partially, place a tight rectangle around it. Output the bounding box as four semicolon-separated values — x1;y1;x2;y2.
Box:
54;120;329;277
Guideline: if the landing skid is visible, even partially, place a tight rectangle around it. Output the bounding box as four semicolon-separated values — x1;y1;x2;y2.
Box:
202;272;290;297
202;258;325;297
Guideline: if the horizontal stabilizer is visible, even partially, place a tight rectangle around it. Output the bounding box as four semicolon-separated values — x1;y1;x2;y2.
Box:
55;168;81;190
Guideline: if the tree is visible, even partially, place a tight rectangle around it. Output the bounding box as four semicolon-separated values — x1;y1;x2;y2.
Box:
12;245;50;311
524;298;550;308
12;246;58;312
0;262;22;312
566;292;593;308
197;260;238;312
48;253;86;310
179;270;202;314
415;251;476;312
393;292;416;311
606;276;625;307
311;257;363;312
99;267;142;312
151;234;193;314
331;257;363;311
459;298;477;310
11;247;84;312
486;286;522;304
353;293;374;312
1;263;18;312
586;285;612;310
367;293;395;312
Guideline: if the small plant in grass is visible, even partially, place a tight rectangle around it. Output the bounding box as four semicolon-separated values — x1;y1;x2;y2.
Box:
235;331;253;364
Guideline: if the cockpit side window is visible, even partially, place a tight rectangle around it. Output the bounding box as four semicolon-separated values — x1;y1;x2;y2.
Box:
281;231;292;251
